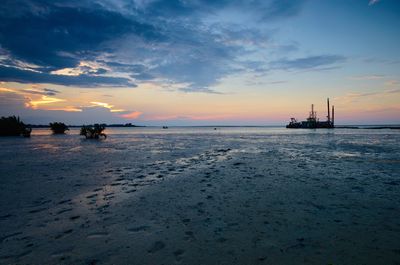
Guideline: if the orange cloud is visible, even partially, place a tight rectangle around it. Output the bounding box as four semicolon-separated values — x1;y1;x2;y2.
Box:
90;101;113;109
46;106;82;112
120;111;142;119
2;86;85;113
0;87;15;93
90;101;125;112
28;95;65;109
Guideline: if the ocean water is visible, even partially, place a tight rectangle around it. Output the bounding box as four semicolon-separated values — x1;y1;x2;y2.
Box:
25;126;400;165
1;126;399;264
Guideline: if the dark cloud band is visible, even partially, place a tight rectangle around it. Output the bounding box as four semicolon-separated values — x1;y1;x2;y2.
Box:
0;0;344;92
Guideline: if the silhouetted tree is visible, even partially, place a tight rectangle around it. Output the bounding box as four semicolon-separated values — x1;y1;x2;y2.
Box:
49;122;69;134
80;124;107;139
0;116;31;137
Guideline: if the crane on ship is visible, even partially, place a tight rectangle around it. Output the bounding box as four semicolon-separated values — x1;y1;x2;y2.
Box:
286;98;334;129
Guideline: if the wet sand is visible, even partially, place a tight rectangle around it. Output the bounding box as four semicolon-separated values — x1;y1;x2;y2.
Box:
0;128;399;264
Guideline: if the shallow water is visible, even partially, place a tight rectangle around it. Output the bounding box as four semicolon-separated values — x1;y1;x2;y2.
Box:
0;127;399;264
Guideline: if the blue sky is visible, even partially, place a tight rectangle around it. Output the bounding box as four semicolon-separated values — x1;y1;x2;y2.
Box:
0;0;399;125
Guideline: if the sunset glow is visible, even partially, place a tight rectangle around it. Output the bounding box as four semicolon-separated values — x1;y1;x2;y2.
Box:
0;0;399;125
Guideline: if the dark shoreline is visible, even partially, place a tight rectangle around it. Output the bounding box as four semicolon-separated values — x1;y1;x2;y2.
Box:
27;124;146;128
26;125;400;129
334;126;400;130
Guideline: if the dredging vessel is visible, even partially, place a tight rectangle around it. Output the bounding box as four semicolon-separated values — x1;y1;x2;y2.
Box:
286;98;334;129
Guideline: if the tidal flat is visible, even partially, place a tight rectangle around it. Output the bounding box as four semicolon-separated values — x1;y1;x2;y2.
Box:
0;127;399;265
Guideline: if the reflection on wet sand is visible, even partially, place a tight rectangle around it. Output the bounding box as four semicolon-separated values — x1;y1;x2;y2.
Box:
0;128;399;264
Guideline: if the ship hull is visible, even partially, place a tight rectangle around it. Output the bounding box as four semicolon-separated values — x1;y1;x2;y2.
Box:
286;121;334;129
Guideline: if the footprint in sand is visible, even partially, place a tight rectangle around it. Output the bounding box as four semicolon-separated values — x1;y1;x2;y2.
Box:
69;215;80;221
57;208;73;215
28;207;48;214
86;194;98;199
51;247;74;258
181;218;191;224
127;226;150;233
0;232;23;243
57;199;72;205
216;237;227;243
147;241;165;253
183;231;195;241
55;229;73;239
173;249;185;261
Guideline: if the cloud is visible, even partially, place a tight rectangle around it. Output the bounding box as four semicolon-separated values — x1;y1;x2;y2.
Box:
45;106;82;112
90;101;125;112
20;88;60;96
265;80;288;84
270;55;346;71
0;86;65;110
110;0;305;21
0;0;311;92
385;80;399;86
368;0;380;6
0;0;155;87
0;65;135;87
259;0;304;21
335;88;400;103
28;95;65;109
179;86;224;94
119;111;143;119
385;88;400;94
0;89;27;114
0;1;158;69
0;86;142;123
349;74;385;80
50;61;109;76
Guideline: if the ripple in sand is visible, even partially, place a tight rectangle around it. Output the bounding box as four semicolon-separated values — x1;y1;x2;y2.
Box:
87;232;109;239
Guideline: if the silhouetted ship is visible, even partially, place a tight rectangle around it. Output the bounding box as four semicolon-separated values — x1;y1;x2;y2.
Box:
286;98;334;129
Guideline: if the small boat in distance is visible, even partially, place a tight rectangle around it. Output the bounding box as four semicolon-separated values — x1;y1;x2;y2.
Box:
286;98;334;129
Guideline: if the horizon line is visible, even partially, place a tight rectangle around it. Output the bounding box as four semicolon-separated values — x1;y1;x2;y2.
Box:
27;124;400;128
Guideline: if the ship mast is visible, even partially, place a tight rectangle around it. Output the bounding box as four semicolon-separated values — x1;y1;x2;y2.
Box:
309;104;317;120
327;98;330;123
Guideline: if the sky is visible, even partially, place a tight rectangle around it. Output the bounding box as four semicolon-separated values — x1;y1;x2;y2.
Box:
0;0;399;125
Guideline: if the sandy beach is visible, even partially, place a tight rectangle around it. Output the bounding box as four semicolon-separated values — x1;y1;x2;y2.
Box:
0;127;399;265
